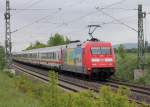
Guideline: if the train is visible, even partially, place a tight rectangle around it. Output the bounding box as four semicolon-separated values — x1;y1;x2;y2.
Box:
13;40;116;79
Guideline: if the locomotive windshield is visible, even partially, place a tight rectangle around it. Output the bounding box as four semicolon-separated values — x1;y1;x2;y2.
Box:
91;47;111;55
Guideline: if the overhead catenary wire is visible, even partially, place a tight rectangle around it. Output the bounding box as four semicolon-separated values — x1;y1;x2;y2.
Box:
97;9;138;32
101;0;127;9
10;8;58;11
24;0;44;8
12;0;46;15
54;0;127;30
61;15;137;38
20;0;37;7
11;9;62;34
99;7;137;11
11;0;127;34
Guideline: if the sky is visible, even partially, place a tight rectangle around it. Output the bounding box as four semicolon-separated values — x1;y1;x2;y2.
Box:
0;0;150;51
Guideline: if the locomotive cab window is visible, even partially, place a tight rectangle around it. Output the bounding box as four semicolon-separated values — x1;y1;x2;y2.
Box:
91;47;111;55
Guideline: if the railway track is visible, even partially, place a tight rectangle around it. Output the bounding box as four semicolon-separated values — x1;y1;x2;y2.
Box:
13;64;87;93
12;62;150;106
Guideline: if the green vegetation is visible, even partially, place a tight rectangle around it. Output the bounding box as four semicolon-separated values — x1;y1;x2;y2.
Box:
0;70;144;107
0;46;5;70
47;33;70;47
114;44;150;85
25;33;70;50
0;71;43;107
25;41;47;50
134;54;150;85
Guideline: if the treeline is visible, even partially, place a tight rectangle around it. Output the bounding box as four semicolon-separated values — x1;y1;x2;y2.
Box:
25;33;70;50
125;47;150;53
114;44;150;53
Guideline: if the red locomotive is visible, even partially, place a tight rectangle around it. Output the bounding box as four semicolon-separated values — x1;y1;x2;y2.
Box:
13;40;116;79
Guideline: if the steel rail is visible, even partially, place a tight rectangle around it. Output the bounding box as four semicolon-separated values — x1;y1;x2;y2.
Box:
12;64;87;92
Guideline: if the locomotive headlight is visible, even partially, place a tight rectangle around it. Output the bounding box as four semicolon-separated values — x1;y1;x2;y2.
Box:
105;58;113;62
92;58;100;62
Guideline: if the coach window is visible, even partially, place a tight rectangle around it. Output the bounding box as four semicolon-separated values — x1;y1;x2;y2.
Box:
42;53;44;59
35;53;37;58
34;53;37;58
50;53;52;59
44;53;47;59
46;53;49;59
55;52;57;60
49;53;51;59
54;52;55;60
57;52;59;59
31;53;33;58
54;52;56;60
30;54;32;58
51;52;53;59
53;52;54;59
49;53;50;59
47;53;50;59
34;53;36;58
50;53;51;59
52;52;53;59
47;53;49;59
27;54;29;58
52;52;54;59
45;53;47;59
33;53;35;58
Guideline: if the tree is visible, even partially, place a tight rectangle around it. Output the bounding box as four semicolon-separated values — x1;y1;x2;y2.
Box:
25;43;33;50
148;46;150;52
33;41;47;49
25;41;47;50
126;48;137;53
65;36;70;44
117;44;126;59
0;46;5;70
47;33;66;46
24;33;70;50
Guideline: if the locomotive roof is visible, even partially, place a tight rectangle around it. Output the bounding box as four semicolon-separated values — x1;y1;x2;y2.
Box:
83;41;112;47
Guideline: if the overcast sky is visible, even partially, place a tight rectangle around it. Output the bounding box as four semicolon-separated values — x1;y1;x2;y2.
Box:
0;0;150;51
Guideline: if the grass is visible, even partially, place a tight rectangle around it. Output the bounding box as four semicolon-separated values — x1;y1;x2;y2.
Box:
0;71;43;107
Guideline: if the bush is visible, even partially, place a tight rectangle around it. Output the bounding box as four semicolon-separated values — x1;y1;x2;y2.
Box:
115;53;137;81
96;86;136;107
134;70;150;85
115;53;150;85
0;46;6;70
